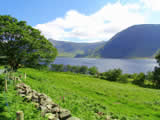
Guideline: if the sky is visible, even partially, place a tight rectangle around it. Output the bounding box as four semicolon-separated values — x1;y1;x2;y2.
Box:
0;0;160;43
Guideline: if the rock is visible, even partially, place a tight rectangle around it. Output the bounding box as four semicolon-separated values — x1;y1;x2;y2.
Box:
25;93;32;101
16;84;23;89
46;104;53;111
32;93;39;103
25;87;31;94
51;107;60;113
19;94;25;97
46;98;54;104
16;83;79;120
66;117;80;120
17;89;25;94
59;110;71;120
41;106;49;116
45;113;56;120
105;115;111;120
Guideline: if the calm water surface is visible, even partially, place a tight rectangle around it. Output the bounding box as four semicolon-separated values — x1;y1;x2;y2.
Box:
54;57;158;74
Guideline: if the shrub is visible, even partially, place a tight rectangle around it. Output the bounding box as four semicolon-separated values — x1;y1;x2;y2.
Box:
88;66;98;75
153;67;160;88
117;74;129;83
132;72;145;86
79;66;88;74
50;64;64;72
103;69;122;81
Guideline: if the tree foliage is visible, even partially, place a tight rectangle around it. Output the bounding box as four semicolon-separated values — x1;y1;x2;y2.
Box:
0;15;57;70
102;69;122;81
88;66;98;75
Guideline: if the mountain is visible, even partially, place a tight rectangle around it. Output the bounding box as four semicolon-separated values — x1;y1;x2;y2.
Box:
97;24;160;58
49;39;106;57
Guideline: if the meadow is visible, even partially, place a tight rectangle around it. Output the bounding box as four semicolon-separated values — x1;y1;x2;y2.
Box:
5;68;159;120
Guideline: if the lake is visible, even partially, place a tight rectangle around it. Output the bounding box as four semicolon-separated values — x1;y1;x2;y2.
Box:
54;57;158;74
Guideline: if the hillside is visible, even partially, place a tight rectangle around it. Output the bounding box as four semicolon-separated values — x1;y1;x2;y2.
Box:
97;24;160;58
9;68;160;120
49;39;105;57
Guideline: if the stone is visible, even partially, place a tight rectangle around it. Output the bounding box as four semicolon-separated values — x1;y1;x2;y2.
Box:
46;104;53;111
17;89;25;94
16;83;79;120
45;113;56;120
19;94;25;97
66;117;80;120
41;106;49;116
51;107;60;113
59;110;71;120
105;115;111;120
25;93;32;101
32;93;39;103
46;98;54;104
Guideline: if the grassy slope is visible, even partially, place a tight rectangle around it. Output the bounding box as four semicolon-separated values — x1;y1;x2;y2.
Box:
18;68;160;120
0;76;46;120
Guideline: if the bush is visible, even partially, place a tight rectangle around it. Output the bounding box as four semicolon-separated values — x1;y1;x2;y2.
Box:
132;72;145;86
88;66;98;75
117;74;129;83
103;69;122;81
153;67;160;88
146;71;153;82
51;64;64;72
79;66;88;74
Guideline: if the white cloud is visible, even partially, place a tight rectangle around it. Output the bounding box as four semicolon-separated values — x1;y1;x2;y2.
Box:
35;1;145;43
140;0;160;11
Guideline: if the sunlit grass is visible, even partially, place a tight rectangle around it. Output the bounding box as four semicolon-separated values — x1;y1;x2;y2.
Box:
17;68;160;120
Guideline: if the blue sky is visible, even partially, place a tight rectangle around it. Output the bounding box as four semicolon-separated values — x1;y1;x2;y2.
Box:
0;0;160;42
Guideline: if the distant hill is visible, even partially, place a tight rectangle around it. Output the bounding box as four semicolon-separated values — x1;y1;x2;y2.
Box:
49;39;106;57
97;24;160;58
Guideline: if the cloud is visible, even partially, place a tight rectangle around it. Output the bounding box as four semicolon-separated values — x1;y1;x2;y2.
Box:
35;1;145;43
140;0;160;11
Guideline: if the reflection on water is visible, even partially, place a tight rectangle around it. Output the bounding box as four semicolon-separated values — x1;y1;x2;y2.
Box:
54;57;158;74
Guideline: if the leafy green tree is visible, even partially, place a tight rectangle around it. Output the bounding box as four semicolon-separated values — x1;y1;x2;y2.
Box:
0;15;57;70
153;67;160;88
66;65;72;72
88;66;98;75
153;50;160;88
79;66;88;74
132;72;145;86
103;69;122;81
71;66;80;73
51;64;64;72
117;74;129;83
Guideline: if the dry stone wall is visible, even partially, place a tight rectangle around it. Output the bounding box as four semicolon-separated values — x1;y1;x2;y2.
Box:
16;83;80;120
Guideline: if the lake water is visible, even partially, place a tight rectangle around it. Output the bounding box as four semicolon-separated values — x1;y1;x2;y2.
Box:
54;57;158;74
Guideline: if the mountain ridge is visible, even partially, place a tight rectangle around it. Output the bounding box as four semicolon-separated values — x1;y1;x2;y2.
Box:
97;24;160;58
49;39;106;57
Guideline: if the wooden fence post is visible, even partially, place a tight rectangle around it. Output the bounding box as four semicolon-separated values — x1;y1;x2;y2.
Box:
16;111;24;120
5;78;7;92
13;76;17;86
24;73;26;80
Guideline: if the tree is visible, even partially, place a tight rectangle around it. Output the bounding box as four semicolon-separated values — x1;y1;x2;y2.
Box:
103;69;122;81
88;66;98;75
132;72;145;86
79;66;88;74
0;15;57;70
153;50;160;88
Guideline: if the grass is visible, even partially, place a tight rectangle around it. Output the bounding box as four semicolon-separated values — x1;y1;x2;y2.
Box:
15;68;160;120
0;73;46;120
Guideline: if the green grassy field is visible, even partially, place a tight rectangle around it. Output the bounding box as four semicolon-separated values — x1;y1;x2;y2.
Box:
13;68;160;120
0;75;46;120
